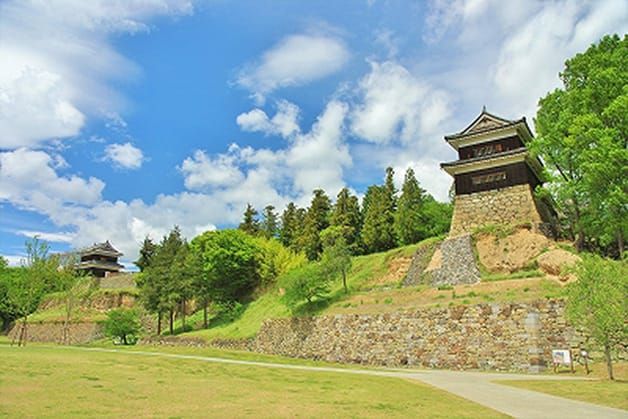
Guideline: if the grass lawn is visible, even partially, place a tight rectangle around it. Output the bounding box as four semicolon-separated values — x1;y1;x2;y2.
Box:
0;344;506;418
497;380;627;410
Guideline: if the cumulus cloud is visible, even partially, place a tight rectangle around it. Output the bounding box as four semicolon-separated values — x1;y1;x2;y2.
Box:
104;142;145;170
180;150;245;190
236;34;350;103
350;61;451;144
0;0;193;149
236;100;301;138
0;148;105;213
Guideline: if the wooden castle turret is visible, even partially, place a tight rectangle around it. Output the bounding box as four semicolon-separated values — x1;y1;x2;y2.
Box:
441;108;555;236
77;241;123;278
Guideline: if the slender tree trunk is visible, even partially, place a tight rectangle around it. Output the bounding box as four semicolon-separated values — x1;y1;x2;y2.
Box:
181;299;186;331
123;334;128;345
617;230;624;259
169;309;174;335
203;300;208;329
157;312;162;335
604;343;614;380
342;271;348;294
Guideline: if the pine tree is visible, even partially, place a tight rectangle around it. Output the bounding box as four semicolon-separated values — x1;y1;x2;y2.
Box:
280;202;298;248
384;166;398;212
299;189;331;260
394;168;427;245
135;236;157;272
361;185;396;253
260;205;279;239
331;188;362;254
238;203;260;236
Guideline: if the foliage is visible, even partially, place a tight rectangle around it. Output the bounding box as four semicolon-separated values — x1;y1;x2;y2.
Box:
102;308;141;345
239;203;260;236
362;185;396;253
260;205;280;239
565;255;627;380
298;189;332;260
394;168;427;245
136;226;187;334
320;227;352;293
190;229;260;303
330;188;362;254
532;34;627;256
135;236;157;272
279;202;301;249
280;262;331;308
251;236;307;287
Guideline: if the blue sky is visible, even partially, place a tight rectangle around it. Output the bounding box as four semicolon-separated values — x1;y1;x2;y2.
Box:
1;0;626;266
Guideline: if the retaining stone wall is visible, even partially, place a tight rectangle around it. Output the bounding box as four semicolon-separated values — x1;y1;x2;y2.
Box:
251;300;582;372
431;235;480;286
7;321;103;345
450;184;546;236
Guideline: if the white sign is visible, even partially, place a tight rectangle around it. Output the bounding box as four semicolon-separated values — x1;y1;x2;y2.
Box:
552;349;571;365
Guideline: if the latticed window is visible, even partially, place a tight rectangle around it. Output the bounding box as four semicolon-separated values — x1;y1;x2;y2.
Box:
471;171;507;185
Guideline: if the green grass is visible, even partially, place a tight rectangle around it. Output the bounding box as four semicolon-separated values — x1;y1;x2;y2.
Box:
0;344;505;418
497;380;627;410
481;269;545;282
182;241;429;341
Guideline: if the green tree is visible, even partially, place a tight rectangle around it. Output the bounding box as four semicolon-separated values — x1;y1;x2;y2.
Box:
384;166;398;212
280;262;330;308
137;226;186;334
299;189;332;260
320;227;352;293
394;168;427;245
252;236;307;288
0;260;25;332
565;256;627;380
260;205;280;239
239;203;260;236
331;188;362;254
533;34;627;256
280;202;300;248
191;229;260;303
103;308;141;345
135;236;157;272
9;238;57;346
361;185;396;253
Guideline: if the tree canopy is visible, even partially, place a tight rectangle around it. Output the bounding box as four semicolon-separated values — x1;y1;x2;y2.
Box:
533;34;627;257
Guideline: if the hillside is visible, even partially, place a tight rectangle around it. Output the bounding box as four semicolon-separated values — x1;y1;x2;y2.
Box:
180;229;574;342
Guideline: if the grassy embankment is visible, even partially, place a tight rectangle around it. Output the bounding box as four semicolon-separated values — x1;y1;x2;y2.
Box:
497;363;628;410
182;236;564;341
0;341;506;418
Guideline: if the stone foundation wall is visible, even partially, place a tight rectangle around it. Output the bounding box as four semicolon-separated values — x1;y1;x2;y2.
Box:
251;300;582;372
431;235;480;286
449;184;547;236
8;321;103;345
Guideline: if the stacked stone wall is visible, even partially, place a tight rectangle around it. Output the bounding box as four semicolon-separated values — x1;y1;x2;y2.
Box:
450;184;547;236
7;322;103;345
251;300;582;372
431;235;480;286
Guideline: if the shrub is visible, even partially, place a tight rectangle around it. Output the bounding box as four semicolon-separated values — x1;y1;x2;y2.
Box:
103;309;141;345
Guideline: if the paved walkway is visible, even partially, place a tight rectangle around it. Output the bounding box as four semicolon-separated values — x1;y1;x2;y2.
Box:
26;346;628;418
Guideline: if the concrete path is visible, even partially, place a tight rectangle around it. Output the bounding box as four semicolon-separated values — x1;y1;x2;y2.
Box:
17;346;628;419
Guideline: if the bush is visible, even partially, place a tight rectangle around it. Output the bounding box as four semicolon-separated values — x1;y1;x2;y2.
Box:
280;263;331;309
103;309;141;345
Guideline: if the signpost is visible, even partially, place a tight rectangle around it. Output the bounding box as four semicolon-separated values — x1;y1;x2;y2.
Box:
551;349;575;373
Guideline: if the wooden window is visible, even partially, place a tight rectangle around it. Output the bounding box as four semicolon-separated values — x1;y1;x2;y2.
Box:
471;171;507;185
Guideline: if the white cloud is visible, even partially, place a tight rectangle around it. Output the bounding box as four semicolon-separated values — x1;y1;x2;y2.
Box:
236;100;300;138
350;61;452;144
1;255;26;267
15;230;75;244
236;34;350;103
0;148;105;214
180;150;245;190
104;142;145;170
0;0;193;149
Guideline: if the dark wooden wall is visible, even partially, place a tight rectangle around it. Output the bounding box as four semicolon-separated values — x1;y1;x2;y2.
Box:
454;162;540;195
458;136;524;160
